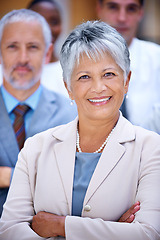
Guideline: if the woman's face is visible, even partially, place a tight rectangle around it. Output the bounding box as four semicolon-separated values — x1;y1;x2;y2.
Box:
67;53;130;123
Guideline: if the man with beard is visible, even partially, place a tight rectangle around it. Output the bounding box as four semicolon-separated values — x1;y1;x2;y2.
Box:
0;9;77;216
96;0;160;130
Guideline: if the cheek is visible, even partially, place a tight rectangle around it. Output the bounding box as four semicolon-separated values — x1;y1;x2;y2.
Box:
31;55;45;67
70;83;85;100
128;16;140;27
102;12;116;24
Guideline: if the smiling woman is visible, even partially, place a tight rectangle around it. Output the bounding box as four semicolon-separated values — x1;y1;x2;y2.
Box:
66;52;129;130
0;20;160;240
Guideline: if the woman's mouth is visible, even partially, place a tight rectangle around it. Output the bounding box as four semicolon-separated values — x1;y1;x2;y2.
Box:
88;97;111;103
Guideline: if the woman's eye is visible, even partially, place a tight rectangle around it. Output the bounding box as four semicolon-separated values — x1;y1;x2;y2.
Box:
104;72;116;77
79;75;89;80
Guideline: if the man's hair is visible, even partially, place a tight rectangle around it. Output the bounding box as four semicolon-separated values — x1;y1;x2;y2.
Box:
60;20;130;90
27;0;60;11
0;9;52;52
98;0;144;6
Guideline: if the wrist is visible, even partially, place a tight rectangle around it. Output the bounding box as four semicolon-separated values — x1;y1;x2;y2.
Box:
58;216;66;237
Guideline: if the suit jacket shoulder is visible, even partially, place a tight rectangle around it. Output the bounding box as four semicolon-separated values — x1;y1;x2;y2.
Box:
27;86;77;137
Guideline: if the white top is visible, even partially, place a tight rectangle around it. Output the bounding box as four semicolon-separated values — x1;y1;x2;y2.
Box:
41;61;69;98
126;38;160;127
0;61;69;98
144;103;160;134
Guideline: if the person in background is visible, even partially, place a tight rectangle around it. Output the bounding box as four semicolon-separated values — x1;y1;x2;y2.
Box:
96;0;160;130
144;104;160;134
0;20;159;240
27;0;69;97
0;9;77;217
27;0;62;63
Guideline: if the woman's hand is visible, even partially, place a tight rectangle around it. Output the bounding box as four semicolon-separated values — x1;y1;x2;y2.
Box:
31;212;65;238
118;201;140;223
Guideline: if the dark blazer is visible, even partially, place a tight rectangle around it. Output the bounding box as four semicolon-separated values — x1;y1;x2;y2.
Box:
0;86;77;216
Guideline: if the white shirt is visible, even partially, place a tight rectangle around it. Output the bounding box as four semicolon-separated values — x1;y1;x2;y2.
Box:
41;61;69;98
126;38;160;127
144;103;160;134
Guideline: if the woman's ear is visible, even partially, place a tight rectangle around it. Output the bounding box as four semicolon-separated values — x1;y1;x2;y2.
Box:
64;81;74;100
124;71;131;94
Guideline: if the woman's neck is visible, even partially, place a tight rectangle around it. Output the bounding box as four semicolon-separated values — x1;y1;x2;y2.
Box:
77;115;119;153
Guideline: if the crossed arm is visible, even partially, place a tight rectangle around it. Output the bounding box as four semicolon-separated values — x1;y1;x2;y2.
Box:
31;201;140;238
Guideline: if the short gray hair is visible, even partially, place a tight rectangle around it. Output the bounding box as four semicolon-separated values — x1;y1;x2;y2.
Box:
60;21;130;90
0;9;52;52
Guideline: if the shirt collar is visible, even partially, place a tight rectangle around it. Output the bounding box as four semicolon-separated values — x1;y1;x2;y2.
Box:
1;85;42;114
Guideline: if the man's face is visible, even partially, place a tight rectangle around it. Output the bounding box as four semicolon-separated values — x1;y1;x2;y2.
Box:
30;2;62;44
97;0;143;45
0;21;48;90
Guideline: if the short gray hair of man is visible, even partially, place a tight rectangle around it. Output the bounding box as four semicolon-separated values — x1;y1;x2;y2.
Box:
60;20;130;90
0;9;52;53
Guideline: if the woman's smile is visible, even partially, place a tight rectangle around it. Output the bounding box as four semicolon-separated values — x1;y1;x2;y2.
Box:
88;96;112;105
68;52;129;122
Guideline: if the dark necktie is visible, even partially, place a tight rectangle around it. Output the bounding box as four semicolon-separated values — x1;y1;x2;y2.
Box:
13;104;30;150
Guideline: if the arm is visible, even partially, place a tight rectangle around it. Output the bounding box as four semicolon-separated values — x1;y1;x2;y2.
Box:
64;139;160;240
0;147;44;240
31;212;66;238
30;202;140;238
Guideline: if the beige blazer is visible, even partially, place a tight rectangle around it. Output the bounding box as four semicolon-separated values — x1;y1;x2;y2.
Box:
1;113;160;240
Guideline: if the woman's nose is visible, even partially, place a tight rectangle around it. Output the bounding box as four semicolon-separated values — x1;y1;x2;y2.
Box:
91;78;107;93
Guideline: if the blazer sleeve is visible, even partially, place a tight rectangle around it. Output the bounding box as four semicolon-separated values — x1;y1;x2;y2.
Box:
0;142;45;240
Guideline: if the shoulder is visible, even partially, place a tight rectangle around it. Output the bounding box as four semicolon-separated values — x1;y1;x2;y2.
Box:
118;114;160;146
41;86;69;104
40;86;72;107
130;124;160;156
132;38;160;54
24;117;77;147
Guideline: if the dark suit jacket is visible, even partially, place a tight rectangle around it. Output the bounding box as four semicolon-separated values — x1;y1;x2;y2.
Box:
0;86;77;215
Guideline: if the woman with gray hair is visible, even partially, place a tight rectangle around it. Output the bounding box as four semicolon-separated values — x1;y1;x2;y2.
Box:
0;20;160;240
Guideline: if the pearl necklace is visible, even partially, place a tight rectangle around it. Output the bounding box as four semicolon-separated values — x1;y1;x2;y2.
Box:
76;127;115;153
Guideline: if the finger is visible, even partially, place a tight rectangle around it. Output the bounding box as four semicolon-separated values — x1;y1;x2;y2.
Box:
118;202;140;222
125;214;135;223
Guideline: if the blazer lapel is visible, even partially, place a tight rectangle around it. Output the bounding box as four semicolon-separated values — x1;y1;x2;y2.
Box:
27;87;57;137
53;118;78;215
83;137;125;205
83;113;135;205
0;90;19;166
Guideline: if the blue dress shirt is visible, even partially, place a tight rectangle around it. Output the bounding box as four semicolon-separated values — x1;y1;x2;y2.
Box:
72;152;101;216
1;85;42;133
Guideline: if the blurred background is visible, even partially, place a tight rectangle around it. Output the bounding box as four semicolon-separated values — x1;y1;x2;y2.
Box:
0;0;160;51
